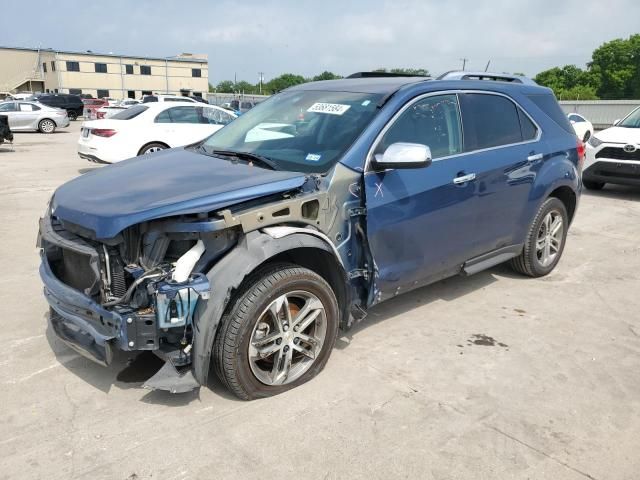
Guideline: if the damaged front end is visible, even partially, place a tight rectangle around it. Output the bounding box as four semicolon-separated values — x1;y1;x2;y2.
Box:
38;211;237;392
38;163;372;393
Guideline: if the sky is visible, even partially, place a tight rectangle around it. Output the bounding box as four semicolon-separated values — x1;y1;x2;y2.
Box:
2;0;639;85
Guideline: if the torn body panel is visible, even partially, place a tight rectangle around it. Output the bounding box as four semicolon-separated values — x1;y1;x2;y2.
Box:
39;161;372;392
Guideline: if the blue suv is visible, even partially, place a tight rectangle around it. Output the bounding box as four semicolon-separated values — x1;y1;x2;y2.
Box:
38;71;582;399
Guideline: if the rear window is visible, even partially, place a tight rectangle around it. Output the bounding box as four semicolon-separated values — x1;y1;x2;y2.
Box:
526;94;574;133
111;105;148;120
142;96;158;103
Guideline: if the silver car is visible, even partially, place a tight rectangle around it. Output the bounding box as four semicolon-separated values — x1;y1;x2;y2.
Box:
0;101;69;133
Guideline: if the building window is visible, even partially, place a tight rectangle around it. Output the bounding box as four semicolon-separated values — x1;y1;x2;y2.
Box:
140;65;151;75
66;61;80;72
128;90;136;99
141;90;152;96
69;89;82;95
193;92;202;98
54;89;59;93
51;61;56;72
95;63;108;73
192;68;202;78
125;64;134;75
97;89;109;98
42;62;47;73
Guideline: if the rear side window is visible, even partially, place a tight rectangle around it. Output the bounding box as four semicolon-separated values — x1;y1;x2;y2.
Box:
460;93;523;150
111;105;148;120
526;94;574;133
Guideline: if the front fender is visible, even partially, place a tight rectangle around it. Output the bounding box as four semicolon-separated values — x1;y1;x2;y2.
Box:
191;229;345;385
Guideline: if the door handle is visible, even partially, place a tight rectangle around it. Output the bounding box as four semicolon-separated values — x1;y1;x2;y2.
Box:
453;173;476;184
527;153;543;162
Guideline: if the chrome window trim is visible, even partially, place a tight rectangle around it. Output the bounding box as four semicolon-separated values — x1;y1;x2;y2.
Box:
365;89;542;173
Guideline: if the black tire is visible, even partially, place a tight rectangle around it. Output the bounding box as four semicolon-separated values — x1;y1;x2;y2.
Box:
38;118;56;134
138;142;168;155
213;263;339;400
510;197;569;277
583;180;605;190
68;110;78;121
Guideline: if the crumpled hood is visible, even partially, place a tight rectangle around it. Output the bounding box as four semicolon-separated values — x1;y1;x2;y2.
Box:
594;126;640;144
52;148;307;239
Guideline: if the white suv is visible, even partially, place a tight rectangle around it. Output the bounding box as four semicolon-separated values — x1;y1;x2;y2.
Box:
584;106;640;190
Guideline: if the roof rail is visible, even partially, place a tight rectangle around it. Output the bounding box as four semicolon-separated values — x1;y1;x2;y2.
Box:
347;71;431;79
436;71;537;86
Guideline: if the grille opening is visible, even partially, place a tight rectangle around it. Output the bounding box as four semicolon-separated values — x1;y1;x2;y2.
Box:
301;200;320;220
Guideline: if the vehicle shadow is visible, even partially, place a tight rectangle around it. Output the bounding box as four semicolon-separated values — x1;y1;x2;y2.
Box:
582;184;640;201
45;312;242;405
44;265;516;403
335;266;508;349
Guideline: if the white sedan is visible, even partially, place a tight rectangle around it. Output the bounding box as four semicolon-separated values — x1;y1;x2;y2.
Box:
77;102;237;163
568;113;594;142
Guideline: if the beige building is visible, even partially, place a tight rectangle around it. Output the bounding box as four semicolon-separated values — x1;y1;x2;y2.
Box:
0;46;209;100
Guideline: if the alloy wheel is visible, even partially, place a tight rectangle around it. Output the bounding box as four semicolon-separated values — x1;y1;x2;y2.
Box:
536;210;564;267
248;290;327;386
40;120;55;133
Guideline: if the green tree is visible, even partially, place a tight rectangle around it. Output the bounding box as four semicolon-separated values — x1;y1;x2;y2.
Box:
216;80;235;93
589;34;640;99
235;80;256;94
208;82;215;93
534;65;599;99
389;68;430;76
265;73;306;93
312;71;342;81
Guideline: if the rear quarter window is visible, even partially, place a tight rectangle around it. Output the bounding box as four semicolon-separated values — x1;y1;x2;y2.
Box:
526;94;574;134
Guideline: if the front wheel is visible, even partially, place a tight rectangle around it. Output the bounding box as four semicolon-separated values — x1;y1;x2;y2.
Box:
38;118;56;134
213;264;339;400
68;111;78;121
510;197;569;277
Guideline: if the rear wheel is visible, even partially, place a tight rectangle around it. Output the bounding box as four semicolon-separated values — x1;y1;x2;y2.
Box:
138;142;168;155
38;119;56;134
583;180;605;190
68;110;78;121
213;264;339;400
510;197;568;277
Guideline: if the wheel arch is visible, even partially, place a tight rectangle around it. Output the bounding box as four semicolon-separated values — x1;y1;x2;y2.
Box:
191;229;349;385
548;185;577;223
137;141;170;156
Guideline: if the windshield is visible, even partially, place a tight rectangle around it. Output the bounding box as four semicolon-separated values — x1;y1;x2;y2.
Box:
111;105;148;120
199;90;382;173
619;106;640;128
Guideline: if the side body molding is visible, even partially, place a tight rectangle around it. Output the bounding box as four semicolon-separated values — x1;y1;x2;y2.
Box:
191;229;348;385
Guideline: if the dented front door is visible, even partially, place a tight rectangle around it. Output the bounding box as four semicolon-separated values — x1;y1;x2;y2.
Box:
363;94;482;301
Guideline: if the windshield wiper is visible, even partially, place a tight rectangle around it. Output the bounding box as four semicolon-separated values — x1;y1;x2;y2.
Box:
208;149;278;170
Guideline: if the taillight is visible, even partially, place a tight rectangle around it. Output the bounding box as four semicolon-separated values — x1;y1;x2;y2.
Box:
576;138;585;168
91;128;117;137
96;111;105;119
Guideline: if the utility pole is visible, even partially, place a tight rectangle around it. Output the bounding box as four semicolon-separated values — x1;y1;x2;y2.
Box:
258;72;264;94
460;58;468;71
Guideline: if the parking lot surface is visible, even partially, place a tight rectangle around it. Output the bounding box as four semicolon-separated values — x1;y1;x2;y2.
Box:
1;123;639;480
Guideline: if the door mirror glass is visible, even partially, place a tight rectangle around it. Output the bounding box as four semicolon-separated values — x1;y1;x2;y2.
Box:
613;118;620;126
373;142;432;169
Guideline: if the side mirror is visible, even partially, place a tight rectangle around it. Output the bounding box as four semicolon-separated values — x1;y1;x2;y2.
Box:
372;142;432;170
613;118;621;126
